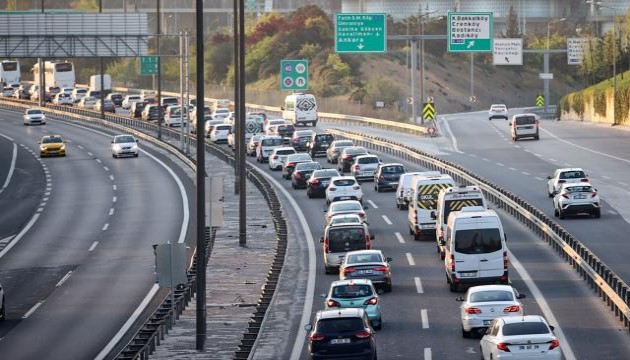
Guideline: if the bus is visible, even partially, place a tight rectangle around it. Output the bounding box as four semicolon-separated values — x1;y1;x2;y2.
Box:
0;60;20;86
32;60;75;89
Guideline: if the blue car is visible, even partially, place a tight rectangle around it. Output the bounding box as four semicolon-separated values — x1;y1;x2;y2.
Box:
374;163;406;192
324;279;382;330
291;161;322;189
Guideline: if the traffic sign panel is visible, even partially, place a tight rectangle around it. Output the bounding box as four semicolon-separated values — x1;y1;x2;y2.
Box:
536;95;545;107
335;13;386;53
280;60;308;91
493;38;522;65
567;38;590;65
423;102;435;120
140;56;158;76
448;12;493;52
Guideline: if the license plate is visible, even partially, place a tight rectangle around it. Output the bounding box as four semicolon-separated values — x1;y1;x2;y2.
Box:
483;320;492;325
519;345;539;350
330;338;351;344
574;195;586;199
340;196;351;200
458;272;476;278
361;172;373;176
322;181;329;186
357;270;373;275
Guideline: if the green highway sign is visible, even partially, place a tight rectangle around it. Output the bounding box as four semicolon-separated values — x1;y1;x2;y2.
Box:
280;60;308;91
140;56;158;76
448;12;493;52
335;13;386;53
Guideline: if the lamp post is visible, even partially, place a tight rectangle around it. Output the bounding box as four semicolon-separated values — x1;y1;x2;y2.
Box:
418;8;436;126
543;17;565;114
547;17;566;50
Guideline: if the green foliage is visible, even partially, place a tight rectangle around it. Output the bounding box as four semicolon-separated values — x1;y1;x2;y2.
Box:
299;43;321;61
206;42;233;84
312;54;352;97
592;89;607;117
557;94;569;119
615;84;630;124
571;92;584;118
71;0;98;11
504;5;520;37
363;77;401;108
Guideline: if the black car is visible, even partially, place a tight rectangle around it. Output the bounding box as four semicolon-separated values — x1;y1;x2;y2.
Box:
338;146;369;173
326;140;355;164
306;308;377;360
374;163;406;192
307;169;340;198
107;93;124;107
290;130;314;151
130;101;147;118
15;85;31;99
282;153;313;180
307;133;335;158
292;161;322;189
276;124;295;142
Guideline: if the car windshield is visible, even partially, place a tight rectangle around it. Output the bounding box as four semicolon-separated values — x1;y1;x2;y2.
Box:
333;179;356;187
560;171;586;179
514;116;536;125
564;185;592;193
288;154;311;161
314;170;339;178
470;290;514;303
454;228;502;254
502;322;550;336
331;284;373;299
382;165;405;174
215;109;229;114
335;141;354;147
276;149;295;155
358;157;379;164
261;138;283;146
114;136;135;143
491;105;506;110
42;136;63;144
316;318;364;333
330;217;361;226
296;162;321;171
346;253;382;264
316;134;333;142
27;109;43;115
331;203;362;212
269;120;285;126
216;125;231;131
294;130;313;137
346;148;367;155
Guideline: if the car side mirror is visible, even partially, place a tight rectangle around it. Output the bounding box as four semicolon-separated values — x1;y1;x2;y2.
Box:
508;122;512;126
386;257;392;262
136;139;140;143
485;327;492;335
546;176;552;179
455;296;465;301
370;234;375;240
549;325;555;332
430;211;437;220
363;206;368;210
516;293;526;299
304;324;312;331
319;236;324;243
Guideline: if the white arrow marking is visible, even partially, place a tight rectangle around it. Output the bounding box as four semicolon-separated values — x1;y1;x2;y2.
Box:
357;44;364;49
467;40;475;48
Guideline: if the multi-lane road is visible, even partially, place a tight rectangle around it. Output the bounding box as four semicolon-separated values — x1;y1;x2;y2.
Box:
0;109;195;359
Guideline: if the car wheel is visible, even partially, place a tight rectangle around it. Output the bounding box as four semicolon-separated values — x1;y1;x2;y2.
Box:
449;281;458;292
535;134;540;140
134;153;139;158
0;297;5;321
548;191;554;198
384;283;392;293
373;320;382;331
462;327;471;338
326;157;330;163
307;190;312;198
324;266;333;275
112;154;117;158
413;232;420;241
440;250;445;260
594;209;601;218
326;199;331;206
554;208;559;217
396;203;400;209
512;137;516;141
559;209;565;220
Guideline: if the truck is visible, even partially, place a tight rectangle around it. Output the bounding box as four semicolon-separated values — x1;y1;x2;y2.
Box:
89;74;112;92
282;93;318;127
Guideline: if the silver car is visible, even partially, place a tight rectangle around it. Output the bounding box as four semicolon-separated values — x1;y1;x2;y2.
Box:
111;134;139;158
350;155;381;182
23;108;46;125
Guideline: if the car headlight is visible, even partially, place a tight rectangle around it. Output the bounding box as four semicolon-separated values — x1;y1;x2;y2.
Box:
131;144;138;149
60;144;66;150
113;144;122;150
40;145;47;150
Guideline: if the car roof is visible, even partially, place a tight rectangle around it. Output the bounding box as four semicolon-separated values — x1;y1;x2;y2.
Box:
499;315;547;325
355;154;378;159
331;279;373;287
330;176;357;181
317;308;365;320
556;167;585;173
273;147;295;152
468;285;515;294
346;249;382;257
329;200;362;208
259;135;282;139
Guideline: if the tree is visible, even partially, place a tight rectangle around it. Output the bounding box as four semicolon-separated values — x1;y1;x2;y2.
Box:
504;5;520;38
364;77;401;108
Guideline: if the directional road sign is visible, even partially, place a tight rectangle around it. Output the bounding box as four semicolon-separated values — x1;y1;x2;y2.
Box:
567;38;590;65
335;13;386;53
536;95;545;107
140;56;158;76
448;12;493;52
493;38;522;65
423;102;435;120
280;60;308;91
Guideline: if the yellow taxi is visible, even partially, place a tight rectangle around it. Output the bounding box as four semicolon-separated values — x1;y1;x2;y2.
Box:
39;135;67;157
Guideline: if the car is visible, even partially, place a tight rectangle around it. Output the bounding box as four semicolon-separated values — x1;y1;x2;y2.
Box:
396;171;441;210
266;124;280;136
0;281;4;321
290;129;315;151
323;279;382;330
1;86;14;97
31;90;53;102
39;135;67;157
307;133;335;158
324;200;367;225
510;113;539;141
339;250;392;292
129;101;147;118
374;163;405;192
204;119;225;137
274;123;295;143
282;153;312;179
141;104;161;121
247;111;267;123
94;99;116;113
189;105;211;128
23;108;46;125
307;169;340;198
268;147;296;171
52;92;73;105
122;94;142;109
264;118;286;134
326;140;355;164
326;176;364;205
111;134;139;158
60;87;74;95
291;161;322;189
164;105;186;127
457;285;526;338
47;86;61;96
210;124;232;143
338;146;369;173
86;90;101;99
77;96;97;109
480;315;561;360
488;104;508;120
106;93;123;107
70;88;87;103
161;96;179;108
14;85;31;99
350;155;381;182
546;168;589;197
327;214;363;227
246;134;263;156
553;183;600;219
211;107;230;120
140;89;156;101
305;308;377;360
256;135;284;163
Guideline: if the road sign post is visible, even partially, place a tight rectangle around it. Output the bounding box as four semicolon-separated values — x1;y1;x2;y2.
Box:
280;60;308;91
140;55;158;75
536;95;545;107
335;13;386;53
448;12;493;52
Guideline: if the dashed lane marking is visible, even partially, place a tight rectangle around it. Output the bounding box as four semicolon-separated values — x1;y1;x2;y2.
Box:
23;301;44;319
535;177;544;181
395;232;405;244
521;171;530;176
414;277;424;294
87;152;93;156
109;208;114;216
508;167;517;171
482;158;489;162
89;241;99;252
367;200;378;209
496;162;505;167
96;159;102;163
406;253;415;266
113;196;117;202
103;166;109;172
602;175;611;180
421;309;429;329
109;175;115;181
55;271;73;287
102;223;109;231
77;145;84;150
113;185;117;191
424;348;432;360
382;215;392;225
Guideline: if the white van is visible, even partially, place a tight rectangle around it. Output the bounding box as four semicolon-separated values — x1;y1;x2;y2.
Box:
396;171;441;210
444;207;509;292
282;93;318;127
435;185;487;259
408;173;455;240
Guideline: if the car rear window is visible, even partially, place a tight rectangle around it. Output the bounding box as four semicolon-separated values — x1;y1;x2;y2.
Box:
559;171;586;179
331;284;373;298
454;228;502;254
346;253;382;264
335;141;354;147
316;134;333;142
382;165;404;174
514;116;536;125
317;318;364;333
216;125;231;131
470;290;514;303
564;185;592;193
358;157;379;164
296;162;321;171
261;138;283;146
277;149;295;155
346;148;368;155
314;170;339;178
502;322;550;336
333;179;356;186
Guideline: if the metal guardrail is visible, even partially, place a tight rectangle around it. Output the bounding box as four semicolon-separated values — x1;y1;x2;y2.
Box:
0;98;288;360
327;127;630;331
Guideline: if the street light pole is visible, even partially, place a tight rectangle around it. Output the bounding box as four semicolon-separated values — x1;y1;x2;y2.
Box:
417;9;436;126
545;17;565;114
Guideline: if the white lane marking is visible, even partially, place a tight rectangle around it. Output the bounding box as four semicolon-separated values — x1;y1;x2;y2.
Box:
96;159;102;164
23;301;44;319
102;223;109;231
607;210;617;215
514;145;521;148
549;158;557;162
109;208;114;216
37;207;43;212
0;214;40;259
440;117;463;153
534;153;542;157
535;176;544;181
414;277;424;294
77;145;84;149
89;241;99;252
103;166;109;171
45;192;50;196
564;163;573;167
420;309;429;329
496;162;505;167
542;127;630;165
424;348;432;360
0;133;14;141
509;250;577;360
0;141;17;196
109;175;114;181
40;202;46;207
395;232;405;244
43;197;49;201
619;182;629;186
521;171;530;176
367;200;378;209
87;152;93;156
482;158;489;162
508;167;517;171
112;185;117;191
0;235;14;245
406;252;416;266
113;196;117;202
382;215;392;225
94;285;160;360
523;149;531;153
469;153;477;158
602;175;611;180
55;271;73;287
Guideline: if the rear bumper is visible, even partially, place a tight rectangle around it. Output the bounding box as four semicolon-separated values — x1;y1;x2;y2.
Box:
449;271;509;286
562;203;599;214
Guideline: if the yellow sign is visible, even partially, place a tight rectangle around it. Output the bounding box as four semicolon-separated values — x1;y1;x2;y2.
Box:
423;102;435;120
536;95;545;107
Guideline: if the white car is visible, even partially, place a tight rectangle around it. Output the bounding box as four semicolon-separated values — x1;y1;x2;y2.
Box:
164;105;186;127
480;315;561;360
326;176;364;205
71;88;87;103
52;92;73;105
324;200;367;225
1;86;14;97
204;119;224;137
264;118;286;134
211;107;230;120
256;135;283;163
350;155;381;182
78;96;97;109
546;167;589;197
111;134;139;158
553;183;600;219
23;108;46;125
61;87;74;95
327;214;364;227
268;147;296;171
209;124;232;143
457;285;525;338
0;281;4;321
246;134;263;156
488;104;508;120
122;94;142;109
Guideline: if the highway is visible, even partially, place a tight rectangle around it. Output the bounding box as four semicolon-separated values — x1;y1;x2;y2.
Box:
0;109;195;360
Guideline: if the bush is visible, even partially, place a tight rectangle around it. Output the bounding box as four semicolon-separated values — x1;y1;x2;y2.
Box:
593;89;607;117
571;92;584;118
615;85;630;125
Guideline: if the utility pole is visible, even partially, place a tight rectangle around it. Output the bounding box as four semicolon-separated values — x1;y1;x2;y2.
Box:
157;0;163;140
38;0;44;107
185;31;190;155
238;0;247;247
179;31;185;152
99;0;105;120
410;39;418;124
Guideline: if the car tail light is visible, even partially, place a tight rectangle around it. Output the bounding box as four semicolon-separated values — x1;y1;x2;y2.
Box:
378;175;384;181
327;299;340;307
294;172;302;179
272;155;278;159
503;305;520;313
343;267;356;275
373;266;388;272
580;178;589;182
561;193;569;199
591;191;597;197
503;251;509;269
536;120;540;128
287;162;296;167
311;179;321;186
364;297;378;305
548;339;560;350
355;330;372;339
329;187;337;192
497;343;511;352
352;185;360;190
355;165;361;171
465;307;482;314
450;254;455;272
309;332;325;342
558;179;566;184
323;238;329;253
438;227;444;239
